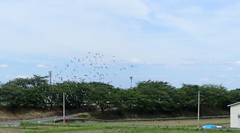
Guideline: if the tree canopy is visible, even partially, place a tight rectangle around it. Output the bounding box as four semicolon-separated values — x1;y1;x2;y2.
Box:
0;76;236;115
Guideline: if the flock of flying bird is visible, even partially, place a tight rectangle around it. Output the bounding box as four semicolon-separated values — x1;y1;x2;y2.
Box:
51;52;134;88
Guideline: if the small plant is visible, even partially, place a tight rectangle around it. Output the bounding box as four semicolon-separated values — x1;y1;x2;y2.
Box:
226;128;231;132
20;122;39;126
78;113;91;118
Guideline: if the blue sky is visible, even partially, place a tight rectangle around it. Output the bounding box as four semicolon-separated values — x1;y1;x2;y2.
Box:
1;0;240;90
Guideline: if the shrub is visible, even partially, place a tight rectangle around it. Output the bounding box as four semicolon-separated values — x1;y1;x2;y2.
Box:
77;113;91;118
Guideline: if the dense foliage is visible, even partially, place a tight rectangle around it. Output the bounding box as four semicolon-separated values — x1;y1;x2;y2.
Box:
0;75;235;115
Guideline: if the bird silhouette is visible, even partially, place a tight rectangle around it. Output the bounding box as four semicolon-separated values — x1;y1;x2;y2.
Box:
50;52;134;88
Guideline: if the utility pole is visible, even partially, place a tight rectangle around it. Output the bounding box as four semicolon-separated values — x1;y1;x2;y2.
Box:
48;71;52;107
197;90;200;129
63;92;66;123
129;76;133;88
48;71;52;85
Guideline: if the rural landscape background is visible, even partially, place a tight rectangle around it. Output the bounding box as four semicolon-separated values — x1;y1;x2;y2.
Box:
0;74;237;119
2;0;240;132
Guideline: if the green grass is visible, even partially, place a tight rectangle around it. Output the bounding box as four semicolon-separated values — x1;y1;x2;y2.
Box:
0;120;233;133
0;122;233;133
17;124;239;133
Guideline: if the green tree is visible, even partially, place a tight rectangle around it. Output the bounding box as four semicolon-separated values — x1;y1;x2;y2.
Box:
134;80;177;114
177;84;200;111
3;75;48;88
116;88;138;111
0;85;25;106
0;75;49;107
59;81;90;108
227;88;240;104
88;82;116;112
177;84;229;112
200;84;228;109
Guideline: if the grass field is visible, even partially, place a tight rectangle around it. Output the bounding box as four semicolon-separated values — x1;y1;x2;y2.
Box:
0;118;235;133
102;118;230;127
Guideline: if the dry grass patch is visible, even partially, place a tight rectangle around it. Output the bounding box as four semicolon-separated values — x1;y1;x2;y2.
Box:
0;128;28;133
103;118;230;127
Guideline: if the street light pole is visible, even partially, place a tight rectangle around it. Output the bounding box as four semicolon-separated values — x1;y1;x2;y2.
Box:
129;76;133;88
48;71;52;107
48;71;52;85
197;90;200;128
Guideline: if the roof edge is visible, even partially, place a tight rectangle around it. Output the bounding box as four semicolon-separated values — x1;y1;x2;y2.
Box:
227;101;240;107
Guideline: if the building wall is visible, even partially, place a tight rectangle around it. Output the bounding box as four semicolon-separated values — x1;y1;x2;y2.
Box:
230;104;240;128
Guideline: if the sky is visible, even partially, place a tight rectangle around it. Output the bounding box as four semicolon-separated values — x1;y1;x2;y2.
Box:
1;0;240;90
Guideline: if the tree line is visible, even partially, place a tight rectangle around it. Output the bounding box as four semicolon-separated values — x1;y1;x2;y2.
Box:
0;75;239;115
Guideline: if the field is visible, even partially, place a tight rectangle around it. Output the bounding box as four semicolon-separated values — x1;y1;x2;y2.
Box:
0;118;236;133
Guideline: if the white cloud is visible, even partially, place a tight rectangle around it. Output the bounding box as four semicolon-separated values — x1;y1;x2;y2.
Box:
199;78;209;81
99;0;151;20
4;75;11;80
0;0;152;59
182;61;195;65
234;61;240;65
215;4;240;22
1;0;239;66
178;6;204;15
151;2;240;54
128;58;144;64
14;75;33;79
1;1;240;90
226;67;234;70
134;75;165;79
36;64;48;68
217;74;225;78
0;64;9;68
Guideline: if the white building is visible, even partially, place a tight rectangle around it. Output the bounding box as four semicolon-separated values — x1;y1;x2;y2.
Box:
228;102;240;128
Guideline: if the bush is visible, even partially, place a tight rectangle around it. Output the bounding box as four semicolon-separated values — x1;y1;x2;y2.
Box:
77;113;91;118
